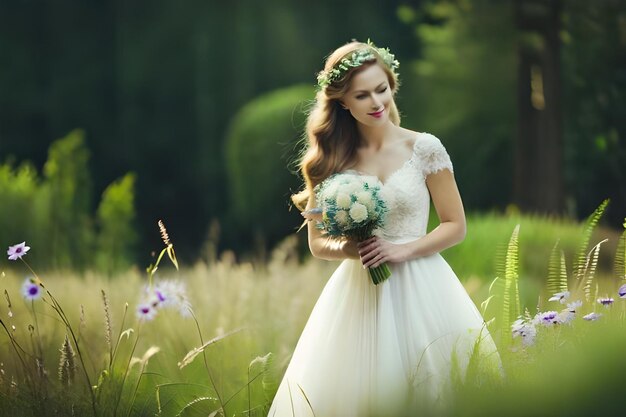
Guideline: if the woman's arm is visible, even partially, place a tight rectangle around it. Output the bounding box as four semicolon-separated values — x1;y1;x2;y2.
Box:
302;194;360;261
358;169;466;267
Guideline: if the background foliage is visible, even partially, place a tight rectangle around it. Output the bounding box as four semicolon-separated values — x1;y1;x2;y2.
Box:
0;0;624;266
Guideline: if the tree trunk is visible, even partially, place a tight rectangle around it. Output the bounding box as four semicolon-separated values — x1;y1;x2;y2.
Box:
514;0;564;213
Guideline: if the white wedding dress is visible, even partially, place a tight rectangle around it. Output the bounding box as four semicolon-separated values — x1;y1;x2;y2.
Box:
268;133;500;417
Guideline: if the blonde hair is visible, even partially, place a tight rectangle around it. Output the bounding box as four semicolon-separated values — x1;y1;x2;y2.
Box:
292;41;401;210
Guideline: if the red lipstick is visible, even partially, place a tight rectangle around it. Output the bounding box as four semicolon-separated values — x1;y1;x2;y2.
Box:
368;108;385;118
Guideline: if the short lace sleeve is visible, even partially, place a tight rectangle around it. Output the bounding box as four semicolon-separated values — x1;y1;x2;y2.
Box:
415;133;453;176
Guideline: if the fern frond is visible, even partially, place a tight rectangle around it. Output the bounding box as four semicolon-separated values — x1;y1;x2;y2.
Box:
582;239;608;301
499;225;521;342
262;354;278;401
559;250;568;293
614;218;626;281
247;352;277;409
574;199;609;280
547;240;568;295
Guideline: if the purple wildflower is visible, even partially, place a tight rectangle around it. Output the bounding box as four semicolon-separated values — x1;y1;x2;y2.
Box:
597;297;614;307
136;303;157;321
512;318;537;346
21;279;42;301
583;312;602;321
618;283;626;299
566;300;583;313
558;310;575;325
7;242;30;261
533;311;561;326
548;291;570;304
153;280;192;317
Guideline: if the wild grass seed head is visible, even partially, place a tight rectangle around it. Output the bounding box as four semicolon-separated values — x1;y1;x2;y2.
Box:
58;334;75;386
158;219;171;246
101;290;113;352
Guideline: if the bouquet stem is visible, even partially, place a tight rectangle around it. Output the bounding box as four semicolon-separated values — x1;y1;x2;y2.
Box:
368;262;391;285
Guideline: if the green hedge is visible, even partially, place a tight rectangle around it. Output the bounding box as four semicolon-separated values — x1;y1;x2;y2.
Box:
224;84;314;250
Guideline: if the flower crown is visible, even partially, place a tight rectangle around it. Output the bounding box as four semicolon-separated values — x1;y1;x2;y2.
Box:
316;40;400;89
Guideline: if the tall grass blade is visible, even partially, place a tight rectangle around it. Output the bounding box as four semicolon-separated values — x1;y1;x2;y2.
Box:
178;328;242;369
175;397;219;417
297;383;316;417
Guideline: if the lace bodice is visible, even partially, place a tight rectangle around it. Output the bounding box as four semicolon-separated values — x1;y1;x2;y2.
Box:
348;132;453;243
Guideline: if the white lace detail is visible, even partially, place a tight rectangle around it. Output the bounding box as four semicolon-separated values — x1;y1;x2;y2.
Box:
373;132;453;242
414;133;453;177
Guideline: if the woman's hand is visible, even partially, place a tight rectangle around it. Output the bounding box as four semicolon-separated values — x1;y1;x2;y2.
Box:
357;236;410;268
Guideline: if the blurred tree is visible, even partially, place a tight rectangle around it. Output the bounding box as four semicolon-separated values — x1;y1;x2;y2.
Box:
561;0;626;225
43;129;94;269
95;173;137;275
400;0;517;211
514;0;565;214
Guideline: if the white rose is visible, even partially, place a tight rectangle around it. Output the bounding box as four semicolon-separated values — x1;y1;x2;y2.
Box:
336;193;351;209
334;210;349;227
349;203;369;223
355;191;373;206
347;182;363;195
324;181;340;198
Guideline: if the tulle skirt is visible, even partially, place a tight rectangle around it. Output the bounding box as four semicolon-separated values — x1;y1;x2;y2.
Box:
268;254;500;417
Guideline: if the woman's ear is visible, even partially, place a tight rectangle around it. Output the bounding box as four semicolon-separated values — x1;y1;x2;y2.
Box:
339;101;349;110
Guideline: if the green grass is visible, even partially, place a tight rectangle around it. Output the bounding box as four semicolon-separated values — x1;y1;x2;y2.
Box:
0;212;623;416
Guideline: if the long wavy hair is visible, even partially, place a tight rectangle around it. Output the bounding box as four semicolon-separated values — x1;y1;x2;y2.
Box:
292;41;401;210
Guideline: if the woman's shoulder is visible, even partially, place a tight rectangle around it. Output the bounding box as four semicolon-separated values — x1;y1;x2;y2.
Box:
394;127;421;152
394;128;445;153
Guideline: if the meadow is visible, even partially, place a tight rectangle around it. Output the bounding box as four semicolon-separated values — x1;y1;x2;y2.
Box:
0;207;625;417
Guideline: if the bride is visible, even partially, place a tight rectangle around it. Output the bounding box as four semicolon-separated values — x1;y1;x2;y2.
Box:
268;40;500;417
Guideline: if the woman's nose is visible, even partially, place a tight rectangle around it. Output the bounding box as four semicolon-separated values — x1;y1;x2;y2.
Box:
371;95;382;109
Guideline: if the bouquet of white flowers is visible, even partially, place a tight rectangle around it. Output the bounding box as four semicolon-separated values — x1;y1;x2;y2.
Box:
314;172;391;284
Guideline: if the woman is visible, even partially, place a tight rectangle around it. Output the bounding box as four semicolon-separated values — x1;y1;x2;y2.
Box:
268;40;499;417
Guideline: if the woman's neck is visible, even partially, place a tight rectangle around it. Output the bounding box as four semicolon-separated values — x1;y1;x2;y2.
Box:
357;121;396;149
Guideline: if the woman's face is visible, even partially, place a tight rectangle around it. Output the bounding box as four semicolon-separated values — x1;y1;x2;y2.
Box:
341;63;393;127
